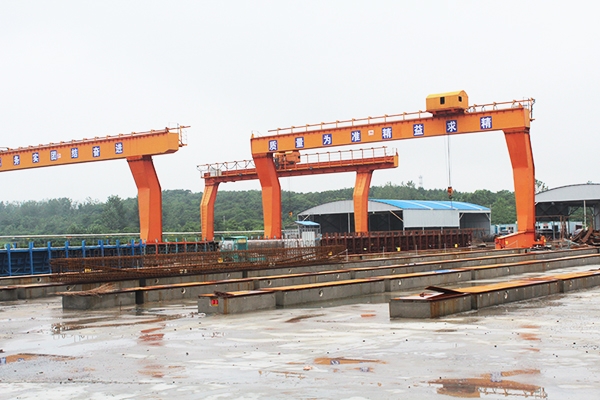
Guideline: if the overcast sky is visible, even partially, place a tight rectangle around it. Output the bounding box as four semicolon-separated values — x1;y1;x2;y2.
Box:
1;1;597;203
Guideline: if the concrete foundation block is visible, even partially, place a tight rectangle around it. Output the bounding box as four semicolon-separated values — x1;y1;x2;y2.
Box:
142;281;255;303
469;280;560;309
270;279;385;306
384;269;470;292
556;271;600;292
16;284;67;299
62;292;136;310
147;272;244;286
389;293;472;318
245;264;334;277
0;287;18;301
254;271;352;289
198;291;276;314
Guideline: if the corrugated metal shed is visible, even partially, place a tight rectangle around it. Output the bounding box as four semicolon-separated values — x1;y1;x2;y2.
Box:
536;183;600;229
536;183;600;203
298;199;491;233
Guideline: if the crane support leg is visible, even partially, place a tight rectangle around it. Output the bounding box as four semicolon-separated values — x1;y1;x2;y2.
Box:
254;154;282;238
201;181;220;241
127;155;163;243
354;170;373;233
497;128;538;249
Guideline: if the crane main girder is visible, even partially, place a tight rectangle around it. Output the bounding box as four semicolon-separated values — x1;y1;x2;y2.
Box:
251;107;530;155
0;127;183;172
0;126;188;243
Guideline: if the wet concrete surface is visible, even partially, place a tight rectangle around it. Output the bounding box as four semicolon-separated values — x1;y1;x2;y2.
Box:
1;284;600;400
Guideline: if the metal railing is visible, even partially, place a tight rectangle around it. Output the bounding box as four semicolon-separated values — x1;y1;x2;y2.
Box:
198;146;396;176
264;98;535;136
0;126;189;153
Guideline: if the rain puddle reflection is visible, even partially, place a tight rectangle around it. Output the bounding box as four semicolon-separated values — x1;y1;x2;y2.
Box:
429;369;547;398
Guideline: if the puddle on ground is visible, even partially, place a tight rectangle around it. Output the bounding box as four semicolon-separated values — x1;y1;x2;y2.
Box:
59;316;116;325
520;324;540;330
429;369;547;398
517;325;540;341
51;313;186;333
139;326;165;346
1;353;77;364
519;332;540;341
285;313;325;323
284;293;390;309
313;357;386;365
140;363;165;378
52;333;97;343
525;347;540;352
259;370;307;379
139;363;183;379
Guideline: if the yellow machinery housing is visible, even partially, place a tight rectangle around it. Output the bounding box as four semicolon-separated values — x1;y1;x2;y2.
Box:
426;90;469;115
274;151;301;168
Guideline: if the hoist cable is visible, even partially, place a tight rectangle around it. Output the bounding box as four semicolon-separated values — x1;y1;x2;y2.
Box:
445;134;452;188
445;133;453;206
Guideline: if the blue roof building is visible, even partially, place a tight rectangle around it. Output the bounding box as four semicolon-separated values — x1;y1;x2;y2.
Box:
298;199;491;234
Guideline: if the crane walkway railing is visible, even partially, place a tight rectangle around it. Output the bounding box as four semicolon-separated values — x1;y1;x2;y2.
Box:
198;146;397;178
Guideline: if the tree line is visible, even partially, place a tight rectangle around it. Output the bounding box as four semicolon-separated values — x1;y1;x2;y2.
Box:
0;182;518;236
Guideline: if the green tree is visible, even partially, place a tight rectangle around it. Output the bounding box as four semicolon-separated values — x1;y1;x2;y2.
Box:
102;195;126;232
491;196;516;225
535;179;549;194
0;184;524;237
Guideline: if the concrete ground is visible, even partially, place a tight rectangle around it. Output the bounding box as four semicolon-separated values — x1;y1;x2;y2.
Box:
1;278;600;400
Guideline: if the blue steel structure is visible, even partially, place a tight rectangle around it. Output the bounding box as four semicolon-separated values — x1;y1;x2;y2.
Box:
0;238;220;277
0;240;144;277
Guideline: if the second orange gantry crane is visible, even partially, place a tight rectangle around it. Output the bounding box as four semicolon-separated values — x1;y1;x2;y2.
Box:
198;147;398;240
0;126;188;243
250;91;538;249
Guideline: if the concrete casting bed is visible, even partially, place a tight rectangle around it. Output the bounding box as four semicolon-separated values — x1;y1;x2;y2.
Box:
198;290;276;314
389;291;472;318
382;269;470;291
389;269;600;319
264;278;385;306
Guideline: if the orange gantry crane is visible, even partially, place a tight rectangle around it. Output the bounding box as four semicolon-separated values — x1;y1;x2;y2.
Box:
250;91;538;249
0;126;188;242
198;147;398;240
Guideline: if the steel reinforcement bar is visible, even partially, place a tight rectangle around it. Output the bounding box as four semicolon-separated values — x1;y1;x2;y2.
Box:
321;229;480;254
50;245;345;283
